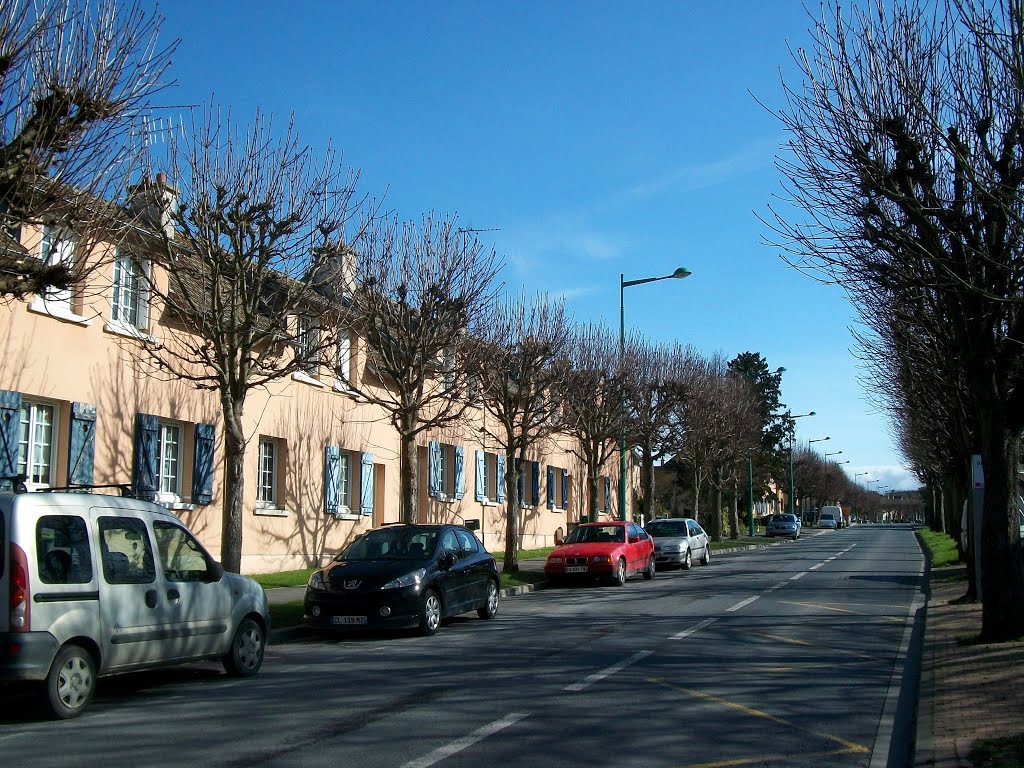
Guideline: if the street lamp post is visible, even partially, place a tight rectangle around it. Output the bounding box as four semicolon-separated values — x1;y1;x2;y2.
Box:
824;450;843;461
787;411;816;516
619;267;691;521
855;472;869;485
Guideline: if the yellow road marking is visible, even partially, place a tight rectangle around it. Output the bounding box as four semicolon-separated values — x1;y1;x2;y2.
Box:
647;677;870;758
753;632;879;662
671;748;862;768
781;600;905;623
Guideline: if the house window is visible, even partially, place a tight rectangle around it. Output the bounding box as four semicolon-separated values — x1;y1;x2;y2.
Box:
40;224;75;310
257;437;279;507
338;452;351;510
296;315;319;373
157;422;181;497
18;400;55;486
336;328;351;387
428;441;465;501
111;250;148;330
475;450;498;502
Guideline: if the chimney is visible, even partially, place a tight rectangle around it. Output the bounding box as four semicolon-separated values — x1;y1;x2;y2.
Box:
128;173;178;240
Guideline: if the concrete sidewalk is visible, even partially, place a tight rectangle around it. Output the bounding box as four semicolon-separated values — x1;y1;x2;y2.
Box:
914;565;1024;767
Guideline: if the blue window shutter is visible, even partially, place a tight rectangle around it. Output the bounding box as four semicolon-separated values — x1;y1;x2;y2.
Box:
132;413;159;500
516;459;524;507
0;389;23;481
192;422;215;504
495;454;506;503
604;476;611;512
67;402;97;488
324;446;340;516
428;441;441;498
546;466;555;509
474;450;485;502
563;469;570;510
454;446;465;500
360;452;374;516
531;461;540;506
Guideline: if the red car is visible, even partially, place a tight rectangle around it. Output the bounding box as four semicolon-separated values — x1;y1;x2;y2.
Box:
545;521;655;586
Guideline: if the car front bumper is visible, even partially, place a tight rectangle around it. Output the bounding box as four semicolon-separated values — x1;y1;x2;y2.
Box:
304;586;426;631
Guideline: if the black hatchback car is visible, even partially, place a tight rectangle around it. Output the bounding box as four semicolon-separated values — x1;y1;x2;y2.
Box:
304;523;500;636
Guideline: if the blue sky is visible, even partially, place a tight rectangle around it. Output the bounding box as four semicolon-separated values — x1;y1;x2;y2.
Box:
151;1;918;492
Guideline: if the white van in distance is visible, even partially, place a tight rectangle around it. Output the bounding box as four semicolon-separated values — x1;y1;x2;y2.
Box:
0;490;270;719
819;505;844;529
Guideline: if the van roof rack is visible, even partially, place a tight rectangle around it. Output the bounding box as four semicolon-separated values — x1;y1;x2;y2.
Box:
39;483;135;497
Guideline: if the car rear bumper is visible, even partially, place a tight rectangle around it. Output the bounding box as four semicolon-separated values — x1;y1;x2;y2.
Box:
0;631;59;681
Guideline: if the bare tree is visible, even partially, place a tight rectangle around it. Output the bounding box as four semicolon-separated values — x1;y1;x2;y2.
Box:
129;106;363;572
766;0;1024;639
344;213;502;524
471;293;573;572
0;0;176;297
559;323;630;520
625;341;700;521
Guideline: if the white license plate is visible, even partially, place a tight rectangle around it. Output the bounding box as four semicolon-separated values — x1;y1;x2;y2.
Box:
565;566;589;573
331;615;368;625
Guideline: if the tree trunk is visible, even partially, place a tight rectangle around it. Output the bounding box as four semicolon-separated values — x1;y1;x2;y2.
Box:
692;467;701;520
979;420;1024;641
730;477;740;539
400;428;418;524
639;441;655;520
220;399;246;574
502;453;520;574
712;484;723;542
589;471;600;521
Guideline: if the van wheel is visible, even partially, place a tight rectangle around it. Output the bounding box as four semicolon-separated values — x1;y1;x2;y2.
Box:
222;618;266;677
45;644;95;719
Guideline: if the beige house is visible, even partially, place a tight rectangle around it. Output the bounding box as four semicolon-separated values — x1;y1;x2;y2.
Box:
0;213;631;574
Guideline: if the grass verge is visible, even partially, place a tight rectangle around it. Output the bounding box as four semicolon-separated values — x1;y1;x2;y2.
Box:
970;733;1024;768
916;528;961;568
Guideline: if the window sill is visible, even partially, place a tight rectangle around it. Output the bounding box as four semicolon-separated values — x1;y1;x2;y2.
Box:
333;380;356;395
292;371;326;388
104;320;158;345
28;300;92;326
334;513;361;521
254;506;289;517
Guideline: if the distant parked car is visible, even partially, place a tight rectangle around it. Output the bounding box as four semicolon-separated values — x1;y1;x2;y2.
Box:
545;521;655;585
766;513;801;540
644;517;711;570
304;523;499;636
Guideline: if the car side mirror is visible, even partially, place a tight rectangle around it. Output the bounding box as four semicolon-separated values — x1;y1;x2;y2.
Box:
439;551;457;570
206;560;225;582
628;534;640;544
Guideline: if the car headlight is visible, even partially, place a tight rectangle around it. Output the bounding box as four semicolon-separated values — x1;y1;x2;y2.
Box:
591;555;611;563
307;571;325;591
381;568;426;590
548;557;564;564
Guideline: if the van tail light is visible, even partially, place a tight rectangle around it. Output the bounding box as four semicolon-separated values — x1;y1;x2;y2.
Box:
9;542;30;632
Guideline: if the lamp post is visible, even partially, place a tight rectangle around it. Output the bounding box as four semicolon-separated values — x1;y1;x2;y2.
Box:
619;267;691;521
824;450;843;461
787;411;816;516
855;472;869;485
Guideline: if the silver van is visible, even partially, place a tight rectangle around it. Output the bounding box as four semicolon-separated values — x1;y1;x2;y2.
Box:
0;491;269;718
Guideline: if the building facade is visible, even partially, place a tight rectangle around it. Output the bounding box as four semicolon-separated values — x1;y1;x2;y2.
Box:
0;217;630;574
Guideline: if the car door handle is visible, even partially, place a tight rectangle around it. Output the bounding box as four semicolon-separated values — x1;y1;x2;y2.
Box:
145;589;158;609
167;588;181;605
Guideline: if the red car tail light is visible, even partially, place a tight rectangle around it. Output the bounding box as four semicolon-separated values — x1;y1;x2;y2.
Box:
9;542;30;632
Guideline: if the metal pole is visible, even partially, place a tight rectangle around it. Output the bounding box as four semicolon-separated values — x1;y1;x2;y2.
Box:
618;274;627;521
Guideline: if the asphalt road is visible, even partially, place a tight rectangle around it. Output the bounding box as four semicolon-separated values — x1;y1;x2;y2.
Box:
0;524;926;768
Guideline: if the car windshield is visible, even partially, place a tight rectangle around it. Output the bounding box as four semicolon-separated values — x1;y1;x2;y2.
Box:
564;525;625;544
771;515;797;523
645;520;689;537
335;527;439;561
